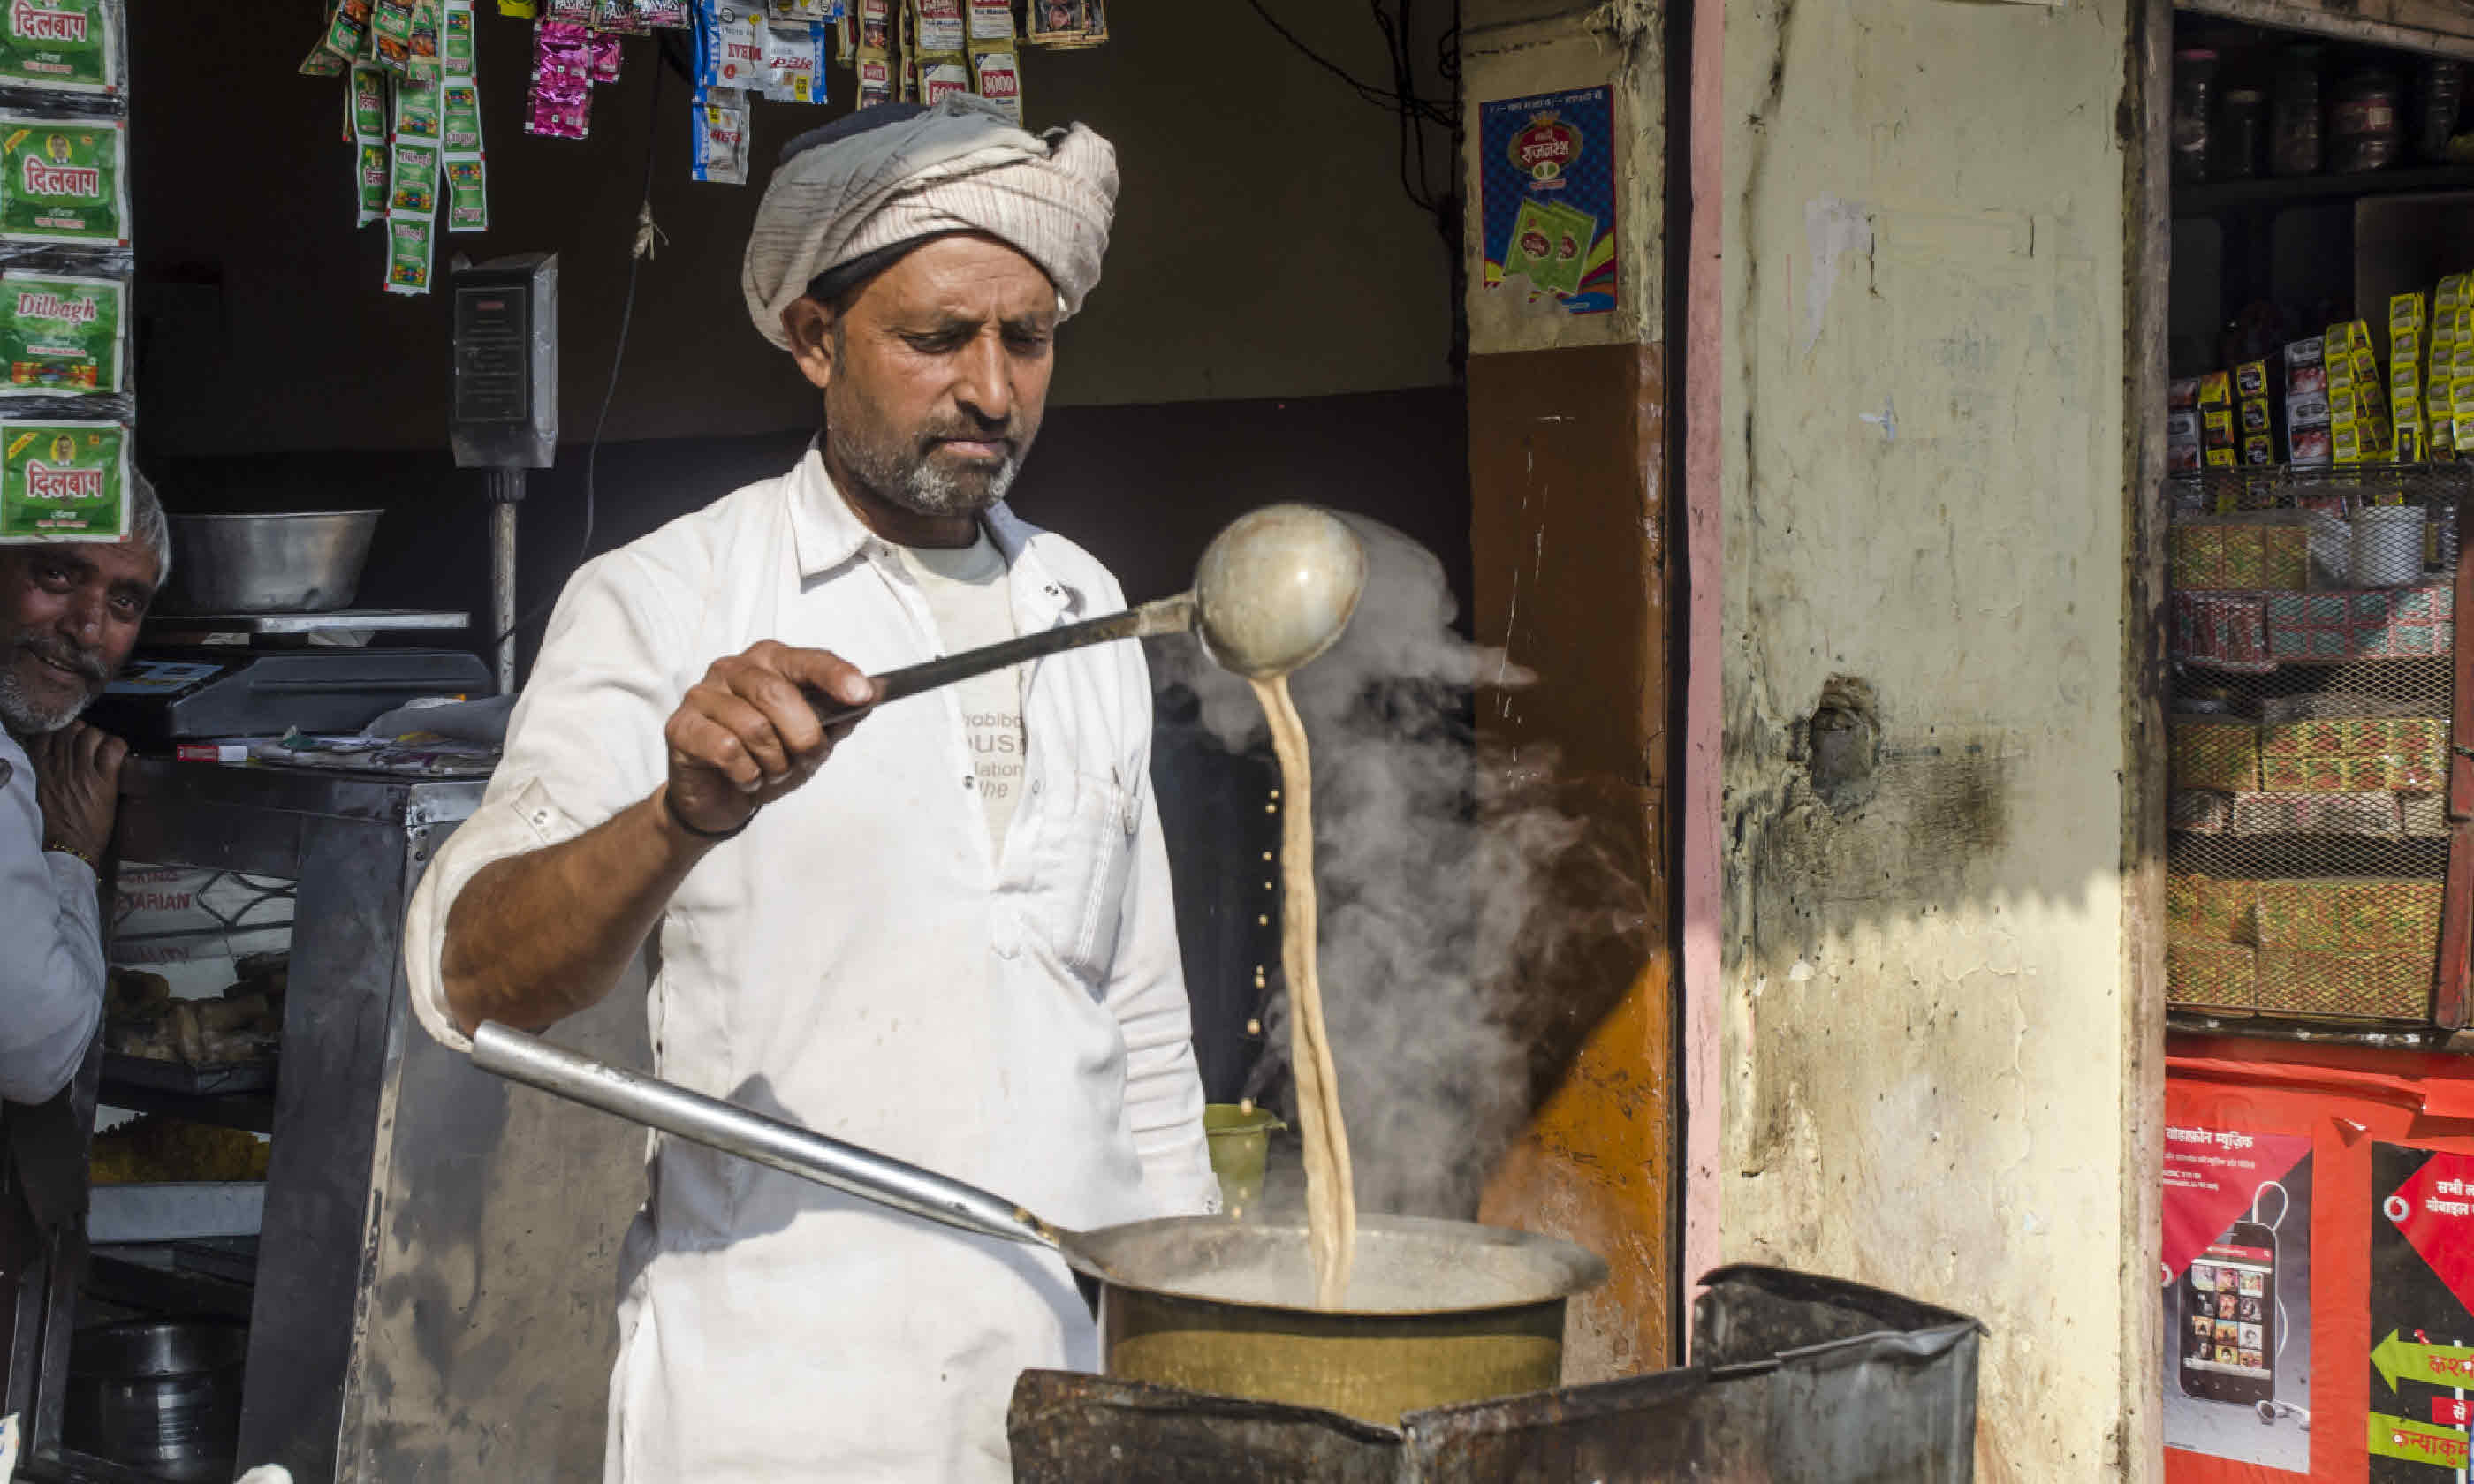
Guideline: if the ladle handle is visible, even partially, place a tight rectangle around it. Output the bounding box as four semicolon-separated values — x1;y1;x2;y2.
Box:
807;594;1195;727
469;1022;1059;1250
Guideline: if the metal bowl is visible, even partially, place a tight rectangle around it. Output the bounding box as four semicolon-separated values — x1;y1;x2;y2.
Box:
164;510;384;614
62;1319;247;1482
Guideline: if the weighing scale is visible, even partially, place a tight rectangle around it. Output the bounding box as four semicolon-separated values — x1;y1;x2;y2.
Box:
88;609;492;748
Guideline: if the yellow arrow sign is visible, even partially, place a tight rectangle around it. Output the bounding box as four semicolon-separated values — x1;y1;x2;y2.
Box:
2371;1412;2473;1468
2375;1330;2474;1393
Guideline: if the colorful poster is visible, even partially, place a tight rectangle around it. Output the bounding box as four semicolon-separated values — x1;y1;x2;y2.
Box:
2163;1121;2314;1471
1476;85;1615;315
2372;1146;2474;1478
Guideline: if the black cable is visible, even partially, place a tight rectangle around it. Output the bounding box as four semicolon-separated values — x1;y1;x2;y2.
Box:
485;60;664;663
1241;0;1450;125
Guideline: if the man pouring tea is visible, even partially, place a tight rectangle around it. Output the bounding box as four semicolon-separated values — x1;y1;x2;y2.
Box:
405;99;1216;1481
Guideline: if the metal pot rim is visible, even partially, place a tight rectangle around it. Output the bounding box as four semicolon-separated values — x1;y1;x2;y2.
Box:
1080;1211;1610;1319
167;510;386;521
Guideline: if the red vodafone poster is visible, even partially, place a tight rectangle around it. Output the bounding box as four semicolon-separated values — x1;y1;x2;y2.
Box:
2165;1120;2316;1472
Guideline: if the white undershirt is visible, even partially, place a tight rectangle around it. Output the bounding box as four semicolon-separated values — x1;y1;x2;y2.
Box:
892;529;1027;850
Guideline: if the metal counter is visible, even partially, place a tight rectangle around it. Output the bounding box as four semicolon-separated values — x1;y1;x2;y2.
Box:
9;758;648;1483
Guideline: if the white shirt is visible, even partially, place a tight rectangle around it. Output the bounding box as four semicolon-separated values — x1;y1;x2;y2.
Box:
401;448;1218;1484
0;729;103;1106
892;530;1028;849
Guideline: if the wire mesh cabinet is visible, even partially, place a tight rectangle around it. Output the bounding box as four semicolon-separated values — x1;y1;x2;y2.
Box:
2166;464;2474;1030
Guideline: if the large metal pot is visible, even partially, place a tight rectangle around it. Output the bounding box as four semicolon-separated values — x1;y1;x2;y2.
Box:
471;1024;1607;1424
61;1319;247;1483
164;510;383;613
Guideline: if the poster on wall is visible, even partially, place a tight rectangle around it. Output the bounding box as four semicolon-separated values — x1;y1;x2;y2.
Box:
2163;1121;2315;1472
1476;85;1615;316
2371;1145;2474;1477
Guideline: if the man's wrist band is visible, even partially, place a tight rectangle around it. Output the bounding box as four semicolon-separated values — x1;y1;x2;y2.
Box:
42;840;93;867
661;787;755;842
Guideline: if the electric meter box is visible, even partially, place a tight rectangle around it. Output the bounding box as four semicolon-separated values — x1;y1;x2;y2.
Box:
449;253;558;469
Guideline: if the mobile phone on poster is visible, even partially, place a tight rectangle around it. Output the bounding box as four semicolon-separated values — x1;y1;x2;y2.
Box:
2178;1220;2277;1406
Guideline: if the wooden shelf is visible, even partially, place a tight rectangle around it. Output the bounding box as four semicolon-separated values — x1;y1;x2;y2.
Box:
2176;164;2474;216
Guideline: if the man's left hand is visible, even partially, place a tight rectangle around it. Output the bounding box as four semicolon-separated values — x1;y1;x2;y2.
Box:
27;722;126;862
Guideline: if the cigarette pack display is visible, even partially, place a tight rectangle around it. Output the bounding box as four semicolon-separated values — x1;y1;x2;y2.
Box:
2264;584;2454;662
2227;791;2402;837
2402;792;2449;837
2168;937;2257;1009
2252;877;2443;953
2167;873;2260;943
2170;790;2232;834
2174;718;2262;793
2172;590;2273;671
2253;950;2429;1018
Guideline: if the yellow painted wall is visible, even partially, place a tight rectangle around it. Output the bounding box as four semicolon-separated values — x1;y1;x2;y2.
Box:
1716;0;2145;1476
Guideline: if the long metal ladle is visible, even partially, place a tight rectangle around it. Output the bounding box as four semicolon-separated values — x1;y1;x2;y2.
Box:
808;502;1369;724
471;1020;1113;1275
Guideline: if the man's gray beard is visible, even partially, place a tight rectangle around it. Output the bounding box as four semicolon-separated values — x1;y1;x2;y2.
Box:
838;430;1022;519
0;667;88;736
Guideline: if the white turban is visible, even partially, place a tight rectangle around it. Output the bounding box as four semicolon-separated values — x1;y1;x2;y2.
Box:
741;95;1119;350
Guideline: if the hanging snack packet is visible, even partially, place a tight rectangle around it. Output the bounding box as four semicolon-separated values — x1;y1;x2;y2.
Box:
593;0;651;31
968;41;1017;122
965;0;1008;42
303;0;372;76
526;19;593;137
694;0;766;87
854;49;892;106
0;0;122;96
350;64;389;141
919;55;969;105
0;420;124;541
388;139;439;214
392;75;442;141
370;0;415;69
545;0;595;19
441;81;482;150
761;22;827;102
690;85;750;182
1023;0;1080;45
767;0;839;19
408;0;444;80
444;155;488;230
443;0;476;74
588;27;622;82
0;272;121;396
911;0;962;52
0;116;124;249
384;210;436;294
355;141;390;226
638;0;692;24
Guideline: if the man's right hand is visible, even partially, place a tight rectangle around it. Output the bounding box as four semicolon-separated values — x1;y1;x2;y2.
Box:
27;722;126;863
662;640;879;837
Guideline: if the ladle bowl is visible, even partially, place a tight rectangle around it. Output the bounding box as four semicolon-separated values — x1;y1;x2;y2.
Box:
1191;504;1369;679
803;503;1370;726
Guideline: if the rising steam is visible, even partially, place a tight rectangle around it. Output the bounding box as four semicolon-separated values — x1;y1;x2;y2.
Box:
1150;515;1649;1218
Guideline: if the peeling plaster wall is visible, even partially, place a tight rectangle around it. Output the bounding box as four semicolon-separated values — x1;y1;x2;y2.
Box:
1717;0;2134;1475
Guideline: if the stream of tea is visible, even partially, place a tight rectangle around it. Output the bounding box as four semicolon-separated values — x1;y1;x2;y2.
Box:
1250;674;1355;1309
